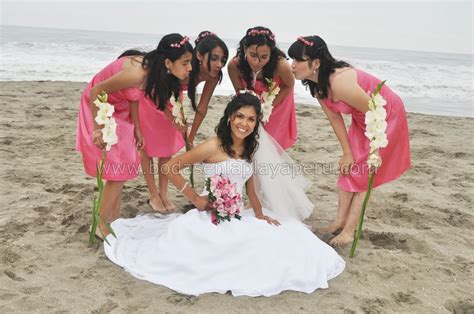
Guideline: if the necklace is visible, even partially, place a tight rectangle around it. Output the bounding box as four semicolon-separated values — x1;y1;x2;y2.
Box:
251;69;262;87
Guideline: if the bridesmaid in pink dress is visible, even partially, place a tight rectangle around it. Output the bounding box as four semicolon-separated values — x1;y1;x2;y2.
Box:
228;26;297;150
139;31;228;213
76;33;192;238
289;36;411;246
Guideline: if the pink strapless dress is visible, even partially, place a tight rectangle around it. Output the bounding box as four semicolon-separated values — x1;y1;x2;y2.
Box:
139;90;185;158
245;78;297;150
321;68;411;192
76;57;143;181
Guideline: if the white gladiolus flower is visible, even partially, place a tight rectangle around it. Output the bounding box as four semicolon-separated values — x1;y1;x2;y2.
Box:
370;134;388;152
365;110;376;125
367;152;382;168
261;102;273;123
374;120;388;135
94;102;115;125
95;109;109;125
170;98;182;117
372;93;387;109
102;118;118;151
260;80;280;123
170;97;186;126
373;105;387;121
98;102;114;116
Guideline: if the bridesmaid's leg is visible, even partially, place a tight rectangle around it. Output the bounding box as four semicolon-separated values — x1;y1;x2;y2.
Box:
158;157;176;211
111;187;122;220
97;180;125;238
140;151;167;213
329;191;366;246
319;189;354;234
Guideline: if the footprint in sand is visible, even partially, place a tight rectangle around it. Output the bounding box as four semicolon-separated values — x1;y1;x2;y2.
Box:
361;297;389;313
92;299;119;314
444;208;474;229
296;111;313;117
444;299;474;314
392;291;421;305
4;270;25;282
166;293;198;306
366;230;429;254
392;192;409;202
449;192;472;204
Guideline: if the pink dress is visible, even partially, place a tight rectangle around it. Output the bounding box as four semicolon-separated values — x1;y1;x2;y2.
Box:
246;78;297;150
139;91;185;158
76;57;143;181
321;68;411;192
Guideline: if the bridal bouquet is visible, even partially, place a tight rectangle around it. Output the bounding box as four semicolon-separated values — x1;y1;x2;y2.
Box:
205;174;243;225
260;78;280;123
170;94;195;187
89;91;117;245
350;80;387;257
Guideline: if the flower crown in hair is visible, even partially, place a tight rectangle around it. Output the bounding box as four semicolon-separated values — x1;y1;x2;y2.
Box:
170;36;190;48
297;36;314;47
247;29;275;42
195;31;216;44
232;89;262;101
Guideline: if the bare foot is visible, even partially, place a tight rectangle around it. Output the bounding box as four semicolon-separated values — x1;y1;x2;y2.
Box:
318;221;345;234
89;221;110;241
160;195;176;212
329;231;354;247
148;195;169;214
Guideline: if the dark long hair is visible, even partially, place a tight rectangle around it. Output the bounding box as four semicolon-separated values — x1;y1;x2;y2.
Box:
288;35;350;99
236;26;286;90
187;31;229;110
118;33;193;110
215;93;262;162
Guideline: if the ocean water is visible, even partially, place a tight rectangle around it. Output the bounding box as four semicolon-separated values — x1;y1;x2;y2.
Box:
1;25;472;117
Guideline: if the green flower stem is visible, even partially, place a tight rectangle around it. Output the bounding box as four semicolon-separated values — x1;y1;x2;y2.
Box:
180;106;194;188
89;149;115;245
350;172;375;258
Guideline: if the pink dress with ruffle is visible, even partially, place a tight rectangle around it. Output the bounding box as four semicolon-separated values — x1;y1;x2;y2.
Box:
76;57;143;181
246;78;297;150
321;68;411;192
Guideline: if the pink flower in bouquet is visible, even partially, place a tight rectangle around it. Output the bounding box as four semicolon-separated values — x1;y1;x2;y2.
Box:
205;174;244;225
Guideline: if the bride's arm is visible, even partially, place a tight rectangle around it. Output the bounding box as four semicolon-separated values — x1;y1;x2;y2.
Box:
165;138;217;210
246;175;280;226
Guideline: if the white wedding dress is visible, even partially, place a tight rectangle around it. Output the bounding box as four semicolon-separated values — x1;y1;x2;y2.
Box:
104;159;345;297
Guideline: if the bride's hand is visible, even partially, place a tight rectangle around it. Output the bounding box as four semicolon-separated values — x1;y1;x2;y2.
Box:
256;214;281;226
194;195;212;211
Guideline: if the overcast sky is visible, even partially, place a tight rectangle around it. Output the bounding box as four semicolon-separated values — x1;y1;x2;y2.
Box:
1;0;472;54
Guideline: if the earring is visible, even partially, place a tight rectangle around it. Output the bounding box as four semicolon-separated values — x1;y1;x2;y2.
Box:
199;61;202;65
227;118;230;125
167;69;170;74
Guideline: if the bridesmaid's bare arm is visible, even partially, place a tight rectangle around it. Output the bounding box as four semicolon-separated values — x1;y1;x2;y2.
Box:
270;58;294;107
227;58;245;91
330;70;371;113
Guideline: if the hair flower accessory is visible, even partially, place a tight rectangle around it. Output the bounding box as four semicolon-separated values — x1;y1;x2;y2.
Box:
170;36;190;48
297;36;314;47
247;29;275;41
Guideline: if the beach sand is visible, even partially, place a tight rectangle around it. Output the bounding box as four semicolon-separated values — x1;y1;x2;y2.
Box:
1;81;473;313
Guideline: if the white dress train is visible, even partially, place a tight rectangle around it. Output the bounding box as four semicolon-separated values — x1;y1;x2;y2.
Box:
104;159;345;297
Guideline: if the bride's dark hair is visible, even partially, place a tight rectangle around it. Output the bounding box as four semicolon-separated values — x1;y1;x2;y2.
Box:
215;93;262;162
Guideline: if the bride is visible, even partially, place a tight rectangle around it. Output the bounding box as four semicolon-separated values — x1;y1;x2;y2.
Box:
104;92;345;297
